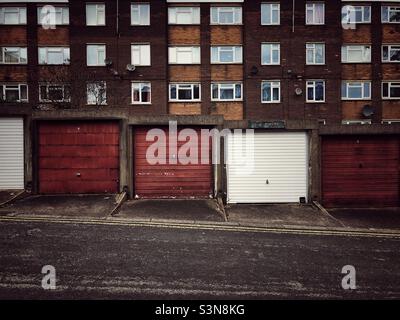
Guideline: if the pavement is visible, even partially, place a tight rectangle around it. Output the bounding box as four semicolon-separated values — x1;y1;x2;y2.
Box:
0;190;23;206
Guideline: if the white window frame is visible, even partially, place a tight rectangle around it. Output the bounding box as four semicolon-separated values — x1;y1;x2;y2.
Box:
211;83;243;102
86;3;105;26
382;6;400;23
211;46;242;64
382;45;400;63
341;81;371;100
169;83;201;102
261;43;280;65
39;47;70;65
131;3;150;26
342;5;371;24
261;81;281;103
131;82;151;104
306;80;325;103
382;81;400;100
86;44;106;66
168;46;200;65
306;43;325;65
0;7;26;25
0;47;27;64
341;45;371;63
306;2;325;25
168;7;200;25
39;83;71;103
0;83;28;102
210;7;242;25
37;6;69;25
261;3;280;25
86;81;107;105
131;44;151;66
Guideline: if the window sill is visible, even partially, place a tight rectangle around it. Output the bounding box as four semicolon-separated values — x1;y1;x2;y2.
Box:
0;63;27;66
382;97;400;100
262;101;281;104
306;101;326;103
211;100;243;102
342;98;372;101
132;103;152;105
169;101;202;103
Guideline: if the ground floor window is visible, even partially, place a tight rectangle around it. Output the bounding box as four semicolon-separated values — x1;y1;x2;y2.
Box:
132;82;151;104
262;81;280;103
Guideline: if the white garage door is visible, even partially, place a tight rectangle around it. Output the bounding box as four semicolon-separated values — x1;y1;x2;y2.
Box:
0;118;24;190
227;132;308;204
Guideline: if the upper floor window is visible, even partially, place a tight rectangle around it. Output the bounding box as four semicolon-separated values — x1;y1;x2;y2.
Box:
211;83;243;101
131;3;150;26
87;44;106;66
382;45;400;62
341;81;371;100
0;7;26;25
37;6;69;25
0;47;27;64
86;3;105;26
87;81;106;105
168;7;200;25
169;46;200;64
262;81;280;103
341;45;371;63
211;46;242;64
39;47;70;65
382;6;400;23
0;84;28;102
39;83;71;102
131;44;151;66
306;43;325;65
210;7;242;25
342;5;370;24
261;3;280;25
169;83;201;102
306;80;325;102
132;82;151;104
306;3;324;25
261;43;280;65
382;81;400;99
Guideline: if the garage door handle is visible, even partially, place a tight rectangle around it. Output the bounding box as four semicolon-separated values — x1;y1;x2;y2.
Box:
76;172;81;177
266;179;269;185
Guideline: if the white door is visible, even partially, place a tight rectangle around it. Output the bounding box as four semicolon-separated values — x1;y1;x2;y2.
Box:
0;118;24;189
227;132;308;204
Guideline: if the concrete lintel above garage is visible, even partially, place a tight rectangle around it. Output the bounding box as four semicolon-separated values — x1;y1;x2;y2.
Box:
128;115;224;127
319;124;400;136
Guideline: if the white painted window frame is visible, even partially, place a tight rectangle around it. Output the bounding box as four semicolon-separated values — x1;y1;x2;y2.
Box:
169;46;200;65
0;47;27;64
211;82;243;102
211;46;242;64
131;3;150;26
382;81;400;100
341;45;371;63
382;6;400;23
382;44;400;63
261;80;281;103
210;6;242;25
168;7;200;25
37;6;69;25
306;2;325;25
261;3;280;25
0;7;27;25
86;81;107;105
261;43;280;65
0;83;28;102
86;3;105;26
131;82;151;104
306;80;325;103
39;83;71;102
39;47;70;65
341;81;371;100
169;83;201;102
131;44;151;66
306;43;325;65
86;44;106;66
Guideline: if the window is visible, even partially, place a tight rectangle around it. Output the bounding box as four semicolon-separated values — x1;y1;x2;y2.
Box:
0;7;26;24
39;84;70;102
0;47;27;64
131;3;150;25
131;44;151;66
87;44;106;66
341;45;371;63
86;3;105;26
169;83;201;102
210;7;242;25
37;6;69;25
87;82;106;105
306;43;325;65
211;46;242;64
39;47;70;65
306;80;325;102
306;3;325;25
382;82;400;99
261;43;280;65
261;3;280;25
341;81;371;100
169;46;200;64
342;5;371;24
0;84;28;102
382;6;400;23
382;45;400;62
262;81;280;103
132;82;151;104
211;83;242;101
168;7;200;25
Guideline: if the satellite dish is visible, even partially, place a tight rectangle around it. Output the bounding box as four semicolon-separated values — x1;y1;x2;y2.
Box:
295;87;303;96
250;66;258;75
104;58;113;66
362;105;375;118
126;64;136;72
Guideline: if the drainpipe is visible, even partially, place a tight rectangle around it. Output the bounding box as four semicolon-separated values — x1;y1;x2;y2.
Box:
292;0;295;33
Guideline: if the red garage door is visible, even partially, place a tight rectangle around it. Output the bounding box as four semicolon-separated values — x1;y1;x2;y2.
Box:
134;127;213;199
39;121;119;194
322;136;400;208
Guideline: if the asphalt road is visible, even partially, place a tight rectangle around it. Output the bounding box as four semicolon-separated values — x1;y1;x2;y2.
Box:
0;220;399;299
